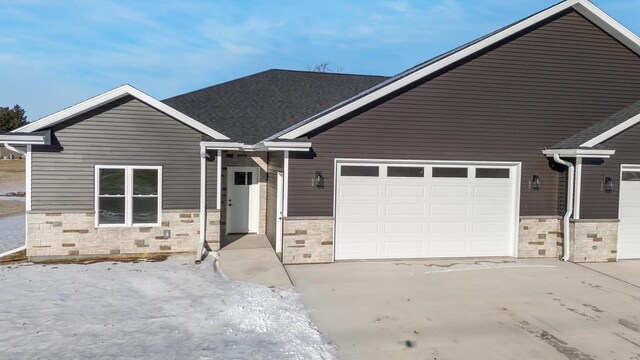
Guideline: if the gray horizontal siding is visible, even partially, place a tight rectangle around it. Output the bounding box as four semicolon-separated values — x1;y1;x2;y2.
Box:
31;97;216;211
288;10;640;217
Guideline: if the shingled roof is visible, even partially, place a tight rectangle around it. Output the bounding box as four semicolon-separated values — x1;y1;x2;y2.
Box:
162;69;388;144
551;100;640;149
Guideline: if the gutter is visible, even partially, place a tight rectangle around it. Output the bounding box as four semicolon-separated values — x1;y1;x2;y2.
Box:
3;143;27;156
552;154;574;262
200;141;312;152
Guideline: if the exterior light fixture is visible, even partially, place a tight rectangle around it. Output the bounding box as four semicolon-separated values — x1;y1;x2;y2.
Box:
313;171;324;189
530;174;541;191
603;177;614;193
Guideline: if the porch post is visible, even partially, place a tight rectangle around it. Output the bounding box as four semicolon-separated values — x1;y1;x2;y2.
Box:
283;150;289;217
216;150;222;210
196;145;206;262
574;157;582;219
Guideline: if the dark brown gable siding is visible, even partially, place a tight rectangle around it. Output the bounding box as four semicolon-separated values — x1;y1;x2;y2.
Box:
288;10;640;217
580;125;640;219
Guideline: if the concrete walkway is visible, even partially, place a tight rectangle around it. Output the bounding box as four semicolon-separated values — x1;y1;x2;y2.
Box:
218;234;292;288
287;258;640;360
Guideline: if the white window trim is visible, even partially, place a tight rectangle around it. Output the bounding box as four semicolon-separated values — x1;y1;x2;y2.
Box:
94;165;163;228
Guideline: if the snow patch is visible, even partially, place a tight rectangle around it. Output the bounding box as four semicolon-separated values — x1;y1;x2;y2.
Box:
0;255;336;359
0;215;25;253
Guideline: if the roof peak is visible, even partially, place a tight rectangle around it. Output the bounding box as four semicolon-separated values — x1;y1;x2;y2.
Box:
264;69;387;78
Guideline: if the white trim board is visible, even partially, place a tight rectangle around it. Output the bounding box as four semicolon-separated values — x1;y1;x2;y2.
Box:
94;165;163;228
15;85;230;140
0;131;50;145
333;158;522;259
273;0;640;141
581;113;640;148
542;149;615;158
200;141;312;152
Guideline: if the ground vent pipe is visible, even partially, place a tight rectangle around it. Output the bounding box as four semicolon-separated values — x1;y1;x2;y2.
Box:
552;154;574;262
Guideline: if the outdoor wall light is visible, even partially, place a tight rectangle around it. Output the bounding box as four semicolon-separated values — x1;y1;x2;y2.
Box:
313;171;325;189
530;174;541;191
603;176;614;193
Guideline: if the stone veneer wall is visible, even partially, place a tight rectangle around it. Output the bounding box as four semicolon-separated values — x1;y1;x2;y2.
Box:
282;217;334;264
205;209;221;251
569;219;618;263
518;216;563;258
27;209;221;258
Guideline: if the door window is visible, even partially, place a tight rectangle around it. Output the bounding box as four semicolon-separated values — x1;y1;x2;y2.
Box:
234;171;253;185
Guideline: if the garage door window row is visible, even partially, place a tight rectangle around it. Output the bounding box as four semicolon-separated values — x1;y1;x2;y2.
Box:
340;165;510;179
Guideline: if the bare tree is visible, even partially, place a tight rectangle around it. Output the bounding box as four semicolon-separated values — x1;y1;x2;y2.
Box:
307;61;343;73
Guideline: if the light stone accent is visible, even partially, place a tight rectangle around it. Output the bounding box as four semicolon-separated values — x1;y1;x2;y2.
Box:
205;210;221;251
518;217;563;258
283;217;334;264
27;209;220;258
569;220;618;263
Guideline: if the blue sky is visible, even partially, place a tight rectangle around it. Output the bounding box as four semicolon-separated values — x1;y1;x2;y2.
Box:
0;0;638;121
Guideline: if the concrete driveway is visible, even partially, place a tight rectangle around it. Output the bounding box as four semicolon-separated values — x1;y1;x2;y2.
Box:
286;259;640;360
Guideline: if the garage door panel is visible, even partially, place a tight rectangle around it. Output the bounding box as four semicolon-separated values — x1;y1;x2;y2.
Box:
385;222;424;234
339;184;380;197
386;185;425;197
474;186;511;198
429;221;468;233
335;161;517;260
338;222;380;235
338;203;381;217
431;203;468;216
384;241;424;256
431;185;468;197
385;203;424;216
337;241;378;257
473;204;510;216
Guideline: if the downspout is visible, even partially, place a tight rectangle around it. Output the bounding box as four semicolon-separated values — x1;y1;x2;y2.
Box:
552;154;574;262
196;145;207;262
3;143;26;156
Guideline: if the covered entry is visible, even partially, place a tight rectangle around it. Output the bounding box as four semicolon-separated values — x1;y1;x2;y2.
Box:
334;160;520;260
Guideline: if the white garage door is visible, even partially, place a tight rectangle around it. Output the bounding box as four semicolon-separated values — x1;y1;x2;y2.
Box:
335;161;519;260
618;167;640;259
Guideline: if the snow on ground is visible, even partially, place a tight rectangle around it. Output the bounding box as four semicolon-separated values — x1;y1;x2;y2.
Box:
0;255;335;360
0;215;25;253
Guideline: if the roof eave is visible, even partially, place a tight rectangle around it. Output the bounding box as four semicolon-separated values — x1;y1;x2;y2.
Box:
0;130;51;145
15;85;230;140
271;0;640;141
542;148;616;158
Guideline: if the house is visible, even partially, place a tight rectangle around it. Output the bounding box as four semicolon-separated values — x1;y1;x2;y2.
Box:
2;0;640;264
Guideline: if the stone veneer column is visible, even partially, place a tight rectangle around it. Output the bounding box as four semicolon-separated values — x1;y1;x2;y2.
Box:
205;209;221;251
27;210;204;259
569;219;618;262
282;217;334;264
518;216;563;258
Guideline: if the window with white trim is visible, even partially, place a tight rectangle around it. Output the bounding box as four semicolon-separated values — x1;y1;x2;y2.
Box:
96;166;162;226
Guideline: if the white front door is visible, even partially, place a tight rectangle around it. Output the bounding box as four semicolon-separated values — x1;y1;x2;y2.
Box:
335;160;519;260
618;166;640;259
226;167;260;234
276;172;284;253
